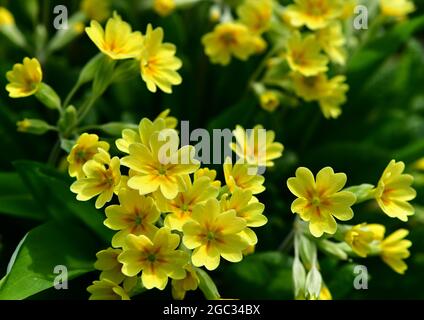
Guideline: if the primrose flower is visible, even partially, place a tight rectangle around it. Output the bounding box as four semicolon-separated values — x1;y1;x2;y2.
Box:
80;0;111;22
87;279;130;300
283;0;343;30
67;133;110;179
375;160;416;221
316;21;346;65
0;7;14;26
85;12;143;60
6;57;42;98
156;109;178;129
286;32;329;77
202;22;258;66
153;0;176;17
95;248;125;284
118;228;189;290
260;91;280;112
104;188;160;247
344;223;385;257
237;0;273;34
155;175;219;231
231;125;284;167
171;264;200;300
223;159;265;195
380;229;412;274
182;198;248;271
121;129;199;199
139;24;182;94
380;0;415;19
194;168;221;188
287;167;356;237
318;75;348;119
70;148;121;208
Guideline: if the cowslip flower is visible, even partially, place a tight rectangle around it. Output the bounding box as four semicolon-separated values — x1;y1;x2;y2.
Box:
80;0;111;22
171;264;199;300
283;0;343;30
155;175;219;231
231;125;284;167
375;160;416;221
118;228;189;290
85;12;143;60
287;167;356;237
139;24;182;94
94;248;125;284
220;188;267;246
260;91;280;112
316;21;346;65
182;198;248;271
121;130;199;199
286;32;329;77
153;0;176;17
380;0;415;19
223;159;265;195
194;168;221;188
156;108;178;129
67;133;110;179
104;188;160;247
70;148;121;208
87;279;130;300
0;7;14;26
318;75;348;119
380;229;412;274
6;57;42;98
237;0;273;34
202;22;257;66
344;223;385;257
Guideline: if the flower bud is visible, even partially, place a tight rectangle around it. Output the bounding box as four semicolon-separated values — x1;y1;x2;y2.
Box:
292;256;306;299
35;83;62;110
58;105;78;133
17;118;53;135
305;265;322;300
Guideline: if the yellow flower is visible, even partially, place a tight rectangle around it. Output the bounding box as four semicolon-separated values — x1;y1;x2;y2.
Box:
344;223;385;257
81;0;111;22
380;0;415;19
237;0;273;34
202;22;258;66
283;0;343;30
318;75;348;119
153;0;176;17
286;32;329;77
0;7;14;26
155;175;219;231
194;168;221;188
85;12;143;60
139;24;182;94
171;264;199;300
87;279;130;300
6;57;42;98
156;108;178;129
67;133;110;179
182;198;248;270
375;160;416;221
118;227;189;290
318;284;332;300
316;21;346;65
220;188;267;246
70;148;121;208
223;159;265;195
105;188;160;247
231;125;284;167
121;129;199;199
260;91;280;112
380;229;412;274
340;0;358;19
95;248;125;284
287;167;356;237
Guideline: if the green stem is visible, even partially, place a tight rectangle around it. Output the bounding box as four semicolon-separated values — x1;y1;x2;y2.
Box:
63;81;82;108
47;139;61;166
77;94;99;124
246;46;279;92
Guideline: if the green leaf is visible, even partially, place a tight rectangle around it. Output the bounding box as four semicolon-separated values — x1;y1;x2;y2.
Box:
0;221;98;300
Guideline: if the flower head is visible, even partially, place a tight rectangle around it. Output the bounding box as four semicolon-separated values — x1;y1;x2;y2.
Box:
231;125;284;167
81;0;111;22
6;57;42;98
182;198;248;270
287;167;356;237
316;21;346;65
286;32;329;77
171;264;199;300
344;223;385;257
260;91;281;112
139;24;182;94
105;188;160;247
0;7;14;26
202;22;258;66
283;0;343;30
70;148;121;208
118;228;188;290
380;0;415;19
153;0;176;17
156;109;178;129
194;168;221;188
380;229;412;274
67;133;110;179
94;248;125;284
87;279;130;300
237;0;273;34
375;160;416;221
223;159;265;195
85;12;143;60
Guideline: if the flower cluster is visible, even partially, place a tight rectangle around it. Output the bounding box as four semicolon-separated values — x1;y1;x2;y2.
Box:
68;112;275;300
287;159;416;299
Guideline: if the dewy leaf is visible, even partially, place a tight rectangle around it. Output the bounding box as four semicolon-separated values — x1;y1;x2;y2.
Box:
0;221;97;300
